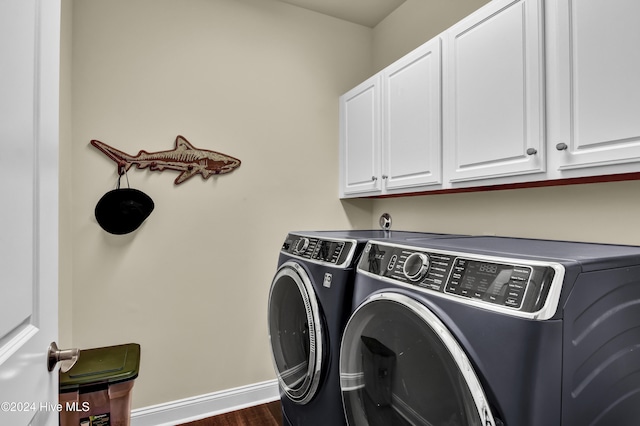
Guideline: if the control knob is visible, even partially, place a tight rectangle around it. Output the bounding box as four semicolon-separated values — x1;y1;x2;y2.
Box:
403;252;430;282
294;237;310;254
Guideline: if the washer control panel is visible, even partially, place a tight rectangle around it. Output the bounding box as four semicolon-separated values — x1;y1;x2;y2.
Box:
282;233;357;267
446;258;531;309
360;241;558;314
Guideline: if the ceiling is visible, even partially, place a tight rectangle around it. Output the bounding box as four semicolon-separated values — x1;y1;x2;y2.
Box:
276;0;407;28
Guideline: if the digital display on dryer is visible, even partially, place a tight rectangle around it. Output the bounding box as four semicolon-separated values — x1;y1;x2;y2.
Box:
315;240;344;263
446;259;531;309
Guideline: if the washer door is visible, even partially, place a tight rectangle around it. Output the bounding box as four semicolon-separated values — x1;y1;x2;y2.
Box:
340;292;496;426
268;261;323;404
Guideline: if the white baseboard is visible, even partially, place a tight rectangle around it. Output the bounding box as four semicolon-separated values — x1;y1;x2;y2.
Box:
131;379;280;426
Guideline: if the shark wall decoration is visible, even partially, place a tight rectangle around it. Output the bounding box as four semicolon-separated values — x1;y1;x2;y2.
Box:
90;135;241;185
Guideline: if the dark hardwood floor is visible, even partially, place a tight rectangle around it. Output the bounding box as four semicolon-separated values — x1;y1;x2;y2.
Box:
179;401;282;426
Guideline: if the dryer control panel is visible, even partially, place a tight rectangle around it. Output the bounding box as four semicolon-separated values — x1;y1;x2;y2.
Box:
282;233;358;268
359;241;561;317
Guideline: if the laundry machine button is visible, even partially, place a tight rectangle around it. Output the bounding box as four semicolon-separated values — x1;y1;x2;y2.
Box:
387;255;398;271
403;252;430;282
294;237;310;254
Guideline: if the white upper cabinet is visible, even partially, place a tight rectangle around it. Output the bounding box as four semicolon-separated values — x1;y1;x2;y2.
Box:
340;0;640;198
340;75;382;197
547;0;640;174
383;38;442;191
443;0;545;184
340;39;442;198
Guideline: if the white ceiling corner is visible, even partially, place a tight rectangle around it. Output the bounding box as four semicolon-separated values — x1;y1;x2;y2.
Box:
276;0;406;28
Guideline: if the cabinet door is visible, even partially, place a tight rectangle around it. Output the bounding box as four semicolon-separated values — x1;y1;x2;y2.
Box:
549;0;640;172
444;0;545;184
339;75;382;197
383;38;442;191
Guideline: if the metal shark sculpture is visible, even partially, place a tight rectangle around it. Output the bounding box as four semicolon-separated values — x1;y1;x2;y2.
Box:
90;135;241;185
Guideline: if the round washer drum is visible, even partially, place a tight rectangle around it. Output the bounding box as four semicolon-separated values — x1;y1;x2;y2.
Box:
268;261;323;404
340;292;495;426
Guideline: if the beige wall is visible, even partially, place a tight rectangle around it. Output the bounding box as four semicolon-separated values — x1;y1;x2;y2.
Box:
372;0;489;72
63;0;373;408
370;181;640;245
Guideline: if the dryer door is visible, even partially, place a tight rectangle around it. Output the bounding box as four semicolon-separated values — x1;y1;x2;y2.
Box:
268;261;323;404
340;292;497;426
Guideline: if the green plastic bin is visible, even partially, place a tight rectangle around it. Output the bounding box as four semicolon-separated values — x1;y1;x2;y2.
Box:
59;343;140;426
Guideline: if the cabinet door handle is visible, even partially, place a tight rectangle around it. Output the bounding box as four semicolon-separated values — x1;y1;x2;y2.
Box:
382;175;388;179
556;143;568;151
372;176;378;181
526;148;538;155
